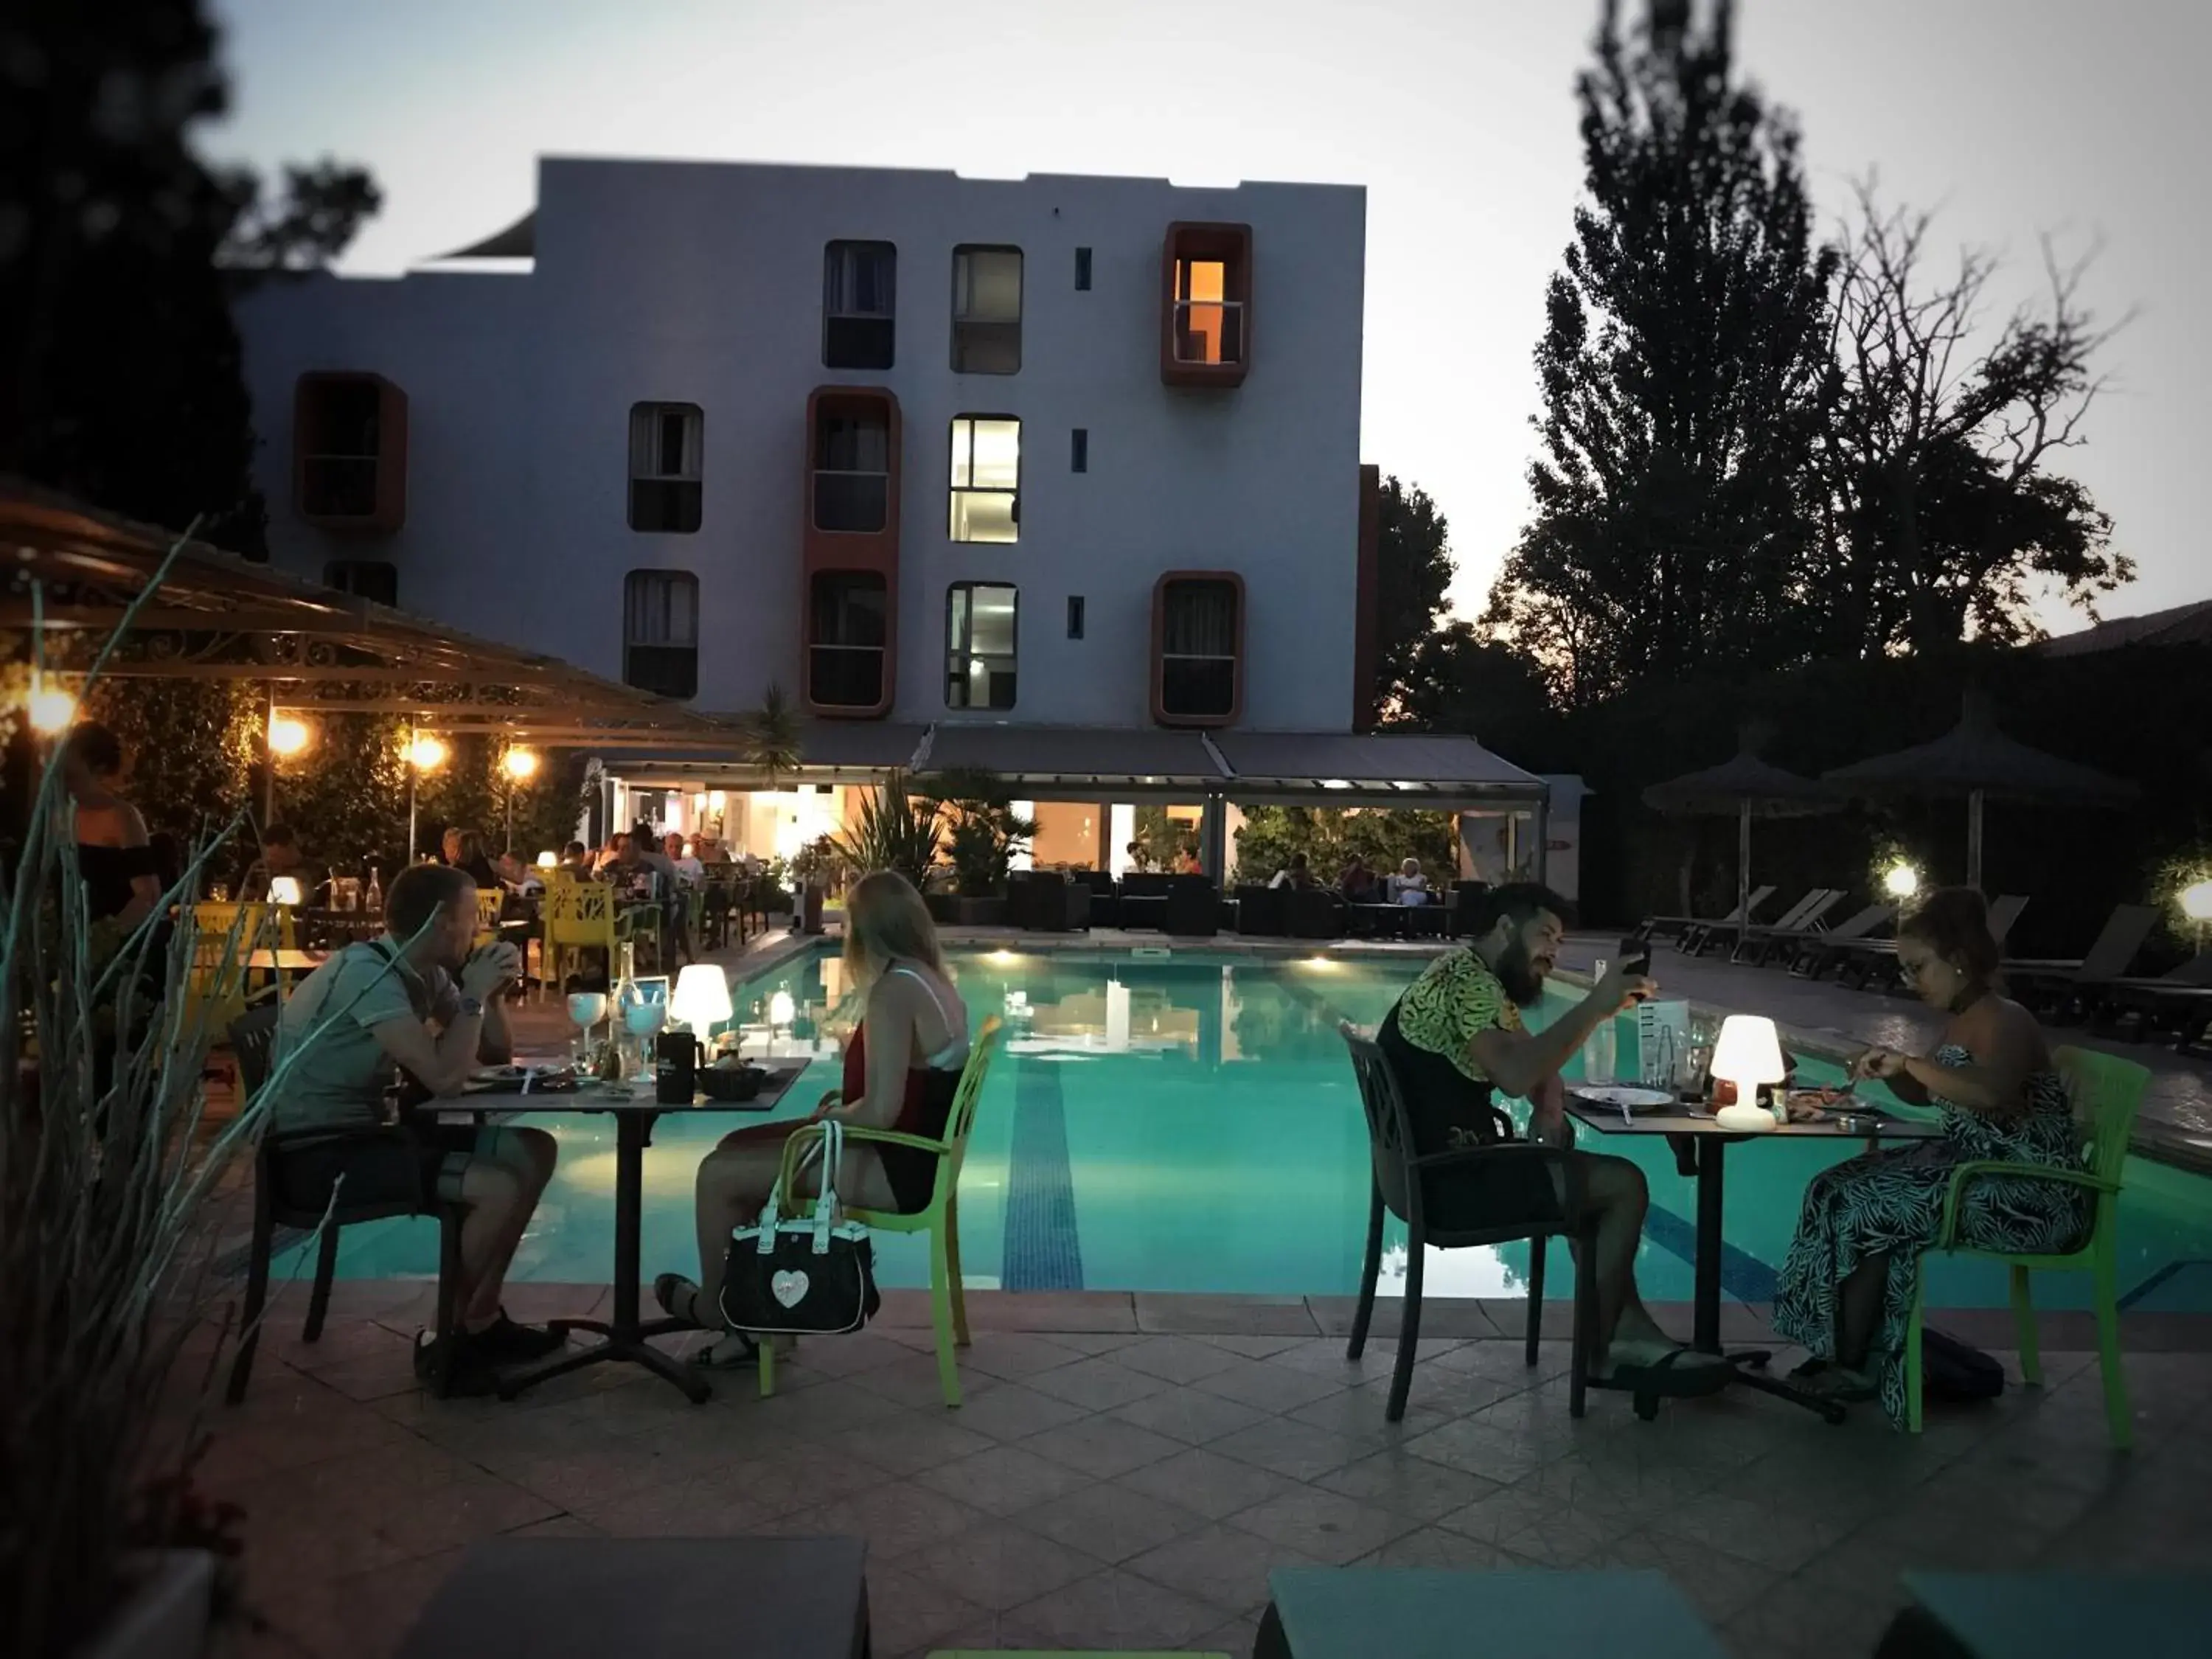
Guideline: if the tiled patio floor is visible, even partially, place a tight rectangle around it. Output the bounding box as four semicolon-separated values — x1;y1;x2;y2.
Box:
201;1287;2212;1659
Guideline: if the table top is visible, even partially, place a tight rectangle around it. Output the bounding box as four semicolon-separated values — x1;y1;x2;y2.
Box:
1563;1091;1945;1141
397;1536;868;1659
439;1062;807;1116
246;947;328;972
1266;1567;1727;1659
1903;1572;2205;1659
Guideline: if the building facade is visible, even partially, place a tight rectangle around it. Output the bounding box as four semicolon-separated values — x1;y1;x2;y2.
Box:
237;158;1377;739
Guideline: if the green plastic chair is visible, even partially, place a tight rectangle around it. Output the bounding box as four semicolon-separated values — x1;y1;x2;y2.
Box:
1903;1045;2148;1445
761;1016;1003;1407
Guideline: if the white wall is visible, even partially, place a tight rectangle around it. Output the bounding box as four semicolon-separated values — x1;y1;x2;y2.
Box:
240;159;1367;732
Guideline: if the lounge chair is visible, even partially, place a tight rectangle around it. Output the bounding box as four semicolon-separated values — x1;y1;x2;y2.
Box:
1832;894;2030;992
2003;903;2159;1020
2088;949;2212;1051
1774;901;1896;975
1725;888;1846;963
1691;887;1831;957
1636;884;1774;948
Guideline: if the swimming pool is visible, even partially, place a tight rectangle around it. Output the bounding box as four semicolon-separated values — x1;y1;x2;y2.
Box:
320;945;2212;1315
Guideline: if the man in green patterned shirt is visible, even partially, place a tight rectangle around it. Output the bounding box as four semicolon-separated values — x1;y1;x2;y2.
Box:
1378;883;1723;1386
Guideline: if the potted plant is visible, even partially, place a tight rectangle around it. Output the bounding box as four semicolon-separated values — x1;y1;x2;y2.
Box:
831;771;944;902
924;769;1038;928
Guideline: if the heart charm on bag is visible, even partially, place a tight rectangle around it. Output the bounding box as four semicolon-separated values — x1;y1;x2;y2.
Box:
721;1117;881;1338
771;1269;810;1308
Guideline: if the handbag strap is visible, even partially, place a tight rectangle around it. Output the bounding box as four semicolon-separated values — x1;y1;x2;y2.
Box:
755;1118;845;1256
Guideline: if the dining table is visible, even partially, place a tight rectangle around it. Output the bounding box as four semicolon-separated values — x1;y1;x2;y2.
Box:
1562;1085;1945;1423
434;1062;808;1402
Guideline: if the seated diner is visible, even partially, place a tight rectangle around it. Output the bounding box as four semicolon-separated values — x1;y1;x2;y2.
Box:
1772;886;2094;1425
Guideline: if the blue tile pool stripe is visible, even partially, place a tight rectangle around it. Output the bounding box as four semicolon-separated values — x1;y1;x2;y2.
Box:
1001;1057;1085;1291
2119;1258;2205;1311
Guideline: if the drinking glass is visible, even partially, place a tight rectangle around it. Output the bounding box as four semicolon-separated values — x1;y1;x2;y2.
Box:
566;991;609;1068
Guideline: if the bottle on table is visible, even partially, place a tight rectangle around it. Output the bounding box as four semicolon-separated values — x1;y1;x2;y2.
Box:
364;866;383;918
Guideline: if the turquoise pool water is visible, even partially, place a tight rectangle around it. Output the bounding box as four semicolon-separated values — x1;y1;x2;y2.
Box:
321;946;2212;1314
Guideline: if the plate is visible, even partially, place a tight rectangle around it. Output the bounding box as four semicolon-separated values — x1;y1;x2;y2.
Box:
1575;1085;1676;1111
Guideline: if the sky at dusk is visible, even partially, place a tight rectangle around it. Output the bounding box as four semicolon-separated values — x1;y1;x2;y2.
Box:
205;0;2212;633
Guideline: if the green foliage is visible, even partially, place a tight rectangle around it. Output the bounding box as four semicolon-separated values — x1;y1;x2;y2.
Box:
737;684;803;787
1231;806;1458;888
1391;621;1556;749
1374;476;1454;717
80;678;259;843
1129;806;1190;871
832;771;942;888
922;768;1039;897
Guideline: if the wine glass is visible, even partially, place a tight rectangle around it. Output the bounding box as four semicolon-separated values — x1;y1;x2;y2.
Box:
566;991;609;1068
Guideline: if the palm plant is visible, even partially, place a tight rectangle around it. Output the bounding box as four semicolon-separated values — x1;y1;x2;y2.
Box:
922;768;1040;897
739;683;803;790
831;770;942;888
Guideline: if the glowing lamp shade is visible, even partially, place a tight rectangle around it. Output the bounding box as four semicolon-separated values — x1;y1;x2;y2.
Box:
768;989;797;1027
536;850;558;869
1883;862;1921;900
503;747;540;781
1711;1014;1788;1133
707;790;727;811
268;714;312;757
669;964;734;1032
2181;878;2212;925
27;686;77;736
407;734;449;771
267;876;304;907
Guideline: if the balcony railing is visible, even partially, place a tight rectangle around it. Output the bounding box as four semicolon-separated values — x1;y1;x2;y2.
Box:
812;470;889;534
951;316;1021;375
824;313;894;371
1171;300;1246;367
807;644;886;709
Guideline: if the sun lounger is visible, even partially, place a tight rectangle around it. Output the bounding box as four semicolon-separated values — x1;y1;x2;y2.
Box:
1637;885;1774;948
1778;902;1899;976
2003;903;2159;1020
1691;887;1830;957
2088;949;2212;1051
1833;894;2029;992
1724;888;1845;963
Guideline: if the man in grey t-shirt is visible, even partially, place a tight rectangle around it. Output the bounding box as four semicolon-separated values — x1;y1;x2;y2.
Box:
276;863;560;1391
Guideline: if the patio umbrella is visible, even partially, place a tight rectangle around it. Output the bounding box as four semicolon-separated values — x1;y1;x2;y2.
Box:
1823;690;2138;889
1642;729;1837;929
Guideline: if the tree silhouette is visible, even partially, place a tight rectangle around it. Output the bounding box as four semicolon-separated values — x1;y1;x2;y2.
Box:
1372;475;1455;714
1484;0;1836;703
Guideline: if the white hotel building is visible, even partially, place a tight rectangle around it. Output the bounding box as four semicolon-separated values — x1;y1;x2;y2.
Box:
238;158;1548;874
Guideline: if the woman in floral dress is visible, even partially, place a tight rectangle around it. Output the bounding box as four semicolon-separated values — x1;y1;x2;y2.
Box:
1772;888;2092;1426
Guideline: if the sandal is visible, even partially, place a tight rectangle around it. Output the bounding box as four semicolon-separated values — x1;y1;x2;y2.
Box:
1795;1364;1878;1403
654;1273;704;1329
1602;1346;1733;1397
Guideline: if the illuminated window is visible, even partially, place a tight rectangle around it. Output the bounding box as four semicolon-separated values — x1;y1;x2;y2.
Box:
324;560;397;607
813;406;891;533
823;240;895;369
948;416;1020;543
624;569;699;698
808;572;888;709
628;403;703;533
946;583;1018;710
951;246;1022;375
1172;259;1240;367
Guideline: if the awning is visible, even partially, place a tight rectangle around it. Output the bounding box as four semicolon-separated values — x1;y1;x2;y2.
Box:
1;482;745;751
1212;731;1547;808
606;722;930;788
917;724;1223;791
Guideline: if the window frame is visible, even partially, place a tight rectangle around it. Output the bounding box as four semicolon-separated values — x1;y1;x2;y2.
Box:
821;239;897;370
627;401;704;534
807;570;891;712
1070;428;1088;473
1074;246;1092;291
947;414;1022;544
1066;595;1085;641
945;582;1019;711
949;244;1023;375
1153;571;1245;726
622;568;701;700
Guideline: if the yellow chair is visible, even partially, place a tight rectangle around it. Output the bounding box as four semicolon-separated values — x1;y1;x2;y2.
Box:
180;902;297;1039
540;877;617;999
1904;1045;2149;1446
472;886;505;952
761;1017;1004;1407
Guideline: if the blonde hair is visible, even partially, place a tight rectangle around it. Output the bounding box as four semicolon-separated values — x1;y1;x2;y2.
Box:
843;869;943;984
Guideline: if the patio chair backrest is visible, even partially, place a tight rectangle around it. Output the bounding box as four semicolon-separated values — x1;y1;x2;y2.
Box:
1338;1021;1512;1228
2079;904;2159;980
1733;883;1778;922
1768;888;1832;931
2054;1045;2149;1201
2165;950;2212;987
1825;903;1895;942
227;1003;282;1101
1987;894;2030;945
931;1015;1003;1204
544;877;617;948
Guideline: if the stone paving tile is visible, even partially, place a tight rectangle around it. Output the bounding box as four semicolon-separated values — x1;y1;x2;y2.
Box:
1126;1521;1321;1618
777;1479;988;1565
1224;1486;1419;1565
898;1517;1102;1610
1021;1354;1174;1411
1313;1447;1509;1521
1017;1413;1184;1480
1108;1333;1252;1385
1114;1447;1306;1521
992;1567;1231;1652
931;1377;1093;1442
1101;1380;1274;1445
911;1441;1093;1516
1012;1481;1209;1565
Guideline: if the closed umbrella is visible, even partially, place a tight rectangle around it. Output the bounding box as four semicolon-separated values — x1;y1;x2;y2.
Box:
1823;690;2137;890
1643;730;1837;929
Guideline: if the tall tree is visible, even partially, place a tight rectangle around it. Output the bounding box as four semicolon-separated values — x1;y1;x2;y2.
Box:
1806;184;2133;655
1392;622;1554;750
1372;475;1454;714
1485;0;1837;704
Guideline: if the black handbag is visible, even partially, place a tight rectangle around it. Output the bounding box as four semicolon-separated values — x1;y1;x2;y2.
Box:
718;1120;881;1337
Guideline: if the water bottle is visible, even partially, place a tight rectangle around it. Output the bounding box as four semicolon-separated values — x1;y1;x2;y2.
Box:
1587;1018;1617;1085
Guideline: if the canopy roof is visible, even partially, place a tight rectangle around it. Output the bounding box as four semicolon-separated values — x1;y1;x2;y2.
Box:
1823;692;2137;807
1;483;744;751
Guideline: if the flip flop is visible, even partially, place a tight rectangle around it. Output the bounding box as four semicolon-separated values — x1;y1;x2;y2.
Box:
1604;1346;1733;1397
1795;1364;1878;1403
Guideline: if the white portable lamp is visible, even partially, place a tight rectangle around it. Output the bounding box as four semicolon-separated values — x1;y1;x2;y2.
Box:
267;875;304;908
671;964;735;1037
768;989;797;1029
537;849;558;869
1711;1014;1788;1132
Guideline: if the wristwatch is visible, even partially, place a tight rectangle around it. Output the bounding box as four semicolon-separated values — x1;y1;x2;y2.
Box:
458;995;484;1019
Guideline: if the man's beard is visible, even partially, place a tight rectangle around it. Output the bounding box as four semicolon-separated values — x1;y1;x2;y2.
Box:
1492;939;1545;1008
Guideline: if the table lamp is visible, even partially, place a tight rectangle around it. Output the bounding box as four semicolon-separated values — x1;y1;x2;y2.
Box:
1711;1014;1787;1132
537;850;557;869
670;964;734;1037
768;989;796;1029
267;875;303;908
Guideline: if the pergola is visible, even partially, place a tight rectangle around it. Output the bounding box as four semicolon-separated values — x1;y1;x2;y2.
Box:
1;484;745;755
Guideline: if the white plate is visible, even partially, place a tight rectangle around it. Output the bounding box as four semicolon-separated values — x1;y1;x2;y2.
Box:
1575;1085;1676;1110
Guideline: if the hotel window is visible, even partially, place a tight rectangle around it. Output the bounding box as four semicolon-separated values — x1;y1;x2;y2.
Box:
296;373;400;524
628;402;703;533
1172;257;1241;368
324;560;398;608
1074;247;1092;291
808;572;889;710
946;583;1018;710
623;569;700;699
813;406;891;533
950;246;1022;375
823;240;896;370
1161;223;1252;387
948;416;1019;543
1158;577;1241;722
1070;428;1088;473
1066;595;1085;639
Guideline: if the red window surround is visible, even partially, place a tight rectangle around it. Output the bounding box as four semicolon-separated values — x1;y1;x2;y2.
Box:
1151;571;1245;728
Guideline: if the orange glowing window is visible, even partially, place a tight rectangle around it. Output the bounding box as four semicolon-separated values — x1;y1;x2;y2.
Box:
1173;259;1234;366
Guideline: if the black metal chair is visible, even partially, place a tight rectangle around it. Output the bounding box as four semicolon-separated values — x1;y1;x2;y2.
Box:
1288;887;1348;939
225;1006;467;1403
1339;1022;1599;1423
1071;869;1119;928
1161;876;1219;938
1235;883;1288;935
